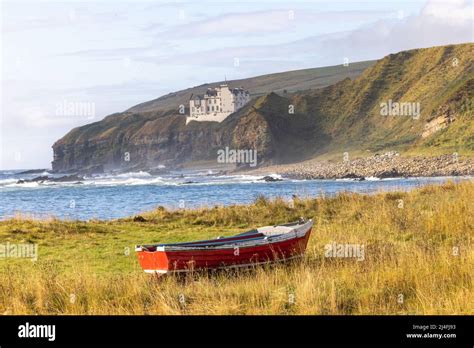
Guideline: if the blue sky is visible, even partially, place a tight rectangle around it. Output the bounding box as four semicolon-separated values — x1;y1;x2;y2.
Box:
1;0;473;169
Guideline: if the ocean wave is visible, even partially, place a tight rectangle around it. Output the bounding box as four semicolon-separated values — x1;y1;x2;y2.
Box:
364;176;405;181
7;181;41;188
0;178;18;186
91;171;152;179
0;171;296;189
87;176;167;186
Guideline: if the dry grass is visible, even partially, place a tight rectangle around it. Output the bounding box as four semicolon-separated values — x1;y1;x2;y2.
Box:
0;181;472;315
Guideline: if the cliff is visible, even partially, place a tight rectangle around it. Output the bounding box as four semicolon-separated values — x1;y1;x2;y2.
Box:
52;43;473;173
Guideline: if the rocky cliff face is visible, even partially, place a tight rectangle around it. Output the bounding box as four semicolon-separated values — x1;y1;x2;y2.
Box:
52;93;314;173
52;43;473;173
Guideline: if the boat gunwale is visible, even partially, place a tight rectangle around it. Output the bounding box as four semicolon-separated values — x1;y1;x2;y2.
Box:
136;219;313;252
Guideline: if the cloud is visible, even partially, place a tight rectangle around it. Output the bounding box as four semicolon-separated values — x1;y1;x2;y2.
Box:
322;0;473;60
147;9;396;38
422;0;473;23
60;8;395;61
134;0;472;70
2;2;130;33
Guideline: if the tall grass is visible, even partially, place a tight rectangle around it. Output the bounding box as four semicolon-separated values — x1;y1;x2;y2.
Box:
0;181;472;314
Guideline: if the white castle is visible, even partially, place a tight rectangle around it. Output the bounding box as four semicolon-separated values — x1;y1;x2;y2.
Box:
186;84;250;124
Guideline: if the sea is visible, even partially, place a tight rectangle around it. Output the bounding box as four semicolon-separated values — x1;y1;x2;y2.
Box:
0;169;471;221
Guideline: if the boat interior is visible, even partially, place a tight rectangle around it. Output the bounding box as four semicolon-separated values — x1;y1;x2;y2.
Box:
257;225;295;236
137;220;308;251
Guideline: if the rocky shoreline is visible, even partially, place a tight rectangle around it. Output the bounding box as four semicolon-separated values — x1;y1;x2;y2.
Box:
27;153;474;182
276;152;474;180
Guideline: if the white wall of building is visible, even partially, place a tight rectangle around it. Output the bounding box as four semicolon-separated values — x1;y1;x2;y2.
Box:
187;84;250;124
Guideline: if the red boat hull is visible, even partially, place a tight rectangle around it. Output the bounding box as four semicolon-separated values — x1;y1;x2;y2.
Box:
136;223;312;274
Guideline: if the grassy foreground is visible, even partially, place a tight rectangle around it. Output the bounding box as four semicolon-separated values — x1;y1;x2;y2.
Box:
0;181;472;315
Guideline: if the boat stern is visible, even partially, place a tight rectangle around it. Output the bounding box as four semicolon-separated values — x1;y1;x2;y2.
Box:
135;245;169;274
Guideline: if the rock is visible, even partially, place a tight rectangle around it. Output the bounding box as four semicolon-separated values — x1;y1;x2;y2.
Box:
31;175;49;182
16;174;84;184
422;114;456;138
377;169;402;179
16;175;49;183
79;165;104;175
341;173;365;180
17;169;49;175
259;176;283;182
133;215;147;222
51;174;84;182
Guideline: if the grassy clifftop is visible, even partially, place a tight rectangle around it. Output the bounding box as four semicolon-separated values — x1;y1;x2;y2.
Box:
0;181;472;314
289;43;474;156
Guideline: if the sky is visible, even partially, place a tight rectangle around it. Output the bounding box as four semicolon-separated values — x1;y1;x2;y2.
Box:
0;0;473;169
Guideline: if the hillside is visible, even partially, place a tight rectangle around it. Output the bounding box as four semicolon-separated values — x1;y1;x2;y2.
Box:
292;43;474;155
127;61;373;114
52;43;473;173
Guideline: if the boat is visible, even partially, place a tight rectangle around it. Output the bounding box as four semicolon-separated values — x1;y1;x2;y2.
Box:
135;218;313;274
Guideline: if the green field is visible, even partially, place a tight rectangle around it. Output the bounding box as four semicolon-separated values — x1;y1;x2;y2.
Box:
0;181;472;314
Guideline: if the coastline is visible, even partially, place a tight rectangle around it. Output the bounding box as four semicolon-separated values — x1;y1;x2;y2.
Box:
41;152;474;181
240;152;474;180
2;170;469;221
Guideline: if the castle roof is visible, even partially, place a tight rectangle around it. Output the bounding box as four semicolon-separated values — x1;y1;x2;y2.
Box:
205;89;218;97
190;85;249;100
230;87;248;95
